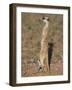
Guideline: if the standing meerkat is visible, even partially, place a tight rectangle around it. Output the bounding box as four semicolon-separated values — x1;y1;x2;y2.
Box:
39;16;50;72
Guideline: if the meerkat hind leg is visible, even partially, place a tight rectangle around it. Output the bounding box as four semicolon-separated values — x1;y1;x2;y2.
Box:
38;58;45;72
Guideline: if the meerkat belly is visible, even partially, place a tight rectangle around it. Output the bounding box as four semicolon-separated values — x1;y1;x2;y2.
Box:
40;27;48;58
41;31;48;50
40;38;48;56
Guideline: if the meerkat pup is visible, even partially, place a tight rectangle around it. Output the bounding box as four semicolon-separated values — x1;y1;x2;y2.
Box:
39;16;50;72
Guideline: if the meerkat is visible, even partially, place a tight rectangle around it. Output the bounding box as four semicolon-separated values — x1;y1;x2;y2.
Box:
39;16;50;72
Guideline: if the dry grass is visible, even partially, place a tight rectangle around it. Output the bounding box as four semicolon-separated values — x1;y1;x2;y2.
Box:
21;13;63;77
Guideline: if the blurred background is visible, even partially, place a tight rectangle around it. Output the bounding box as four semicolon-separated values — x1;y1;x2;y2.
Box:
21;13;63;77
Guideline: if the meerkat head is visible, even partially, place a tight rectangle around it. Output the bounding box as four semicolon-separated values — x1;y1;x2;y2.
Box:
42;16;49;23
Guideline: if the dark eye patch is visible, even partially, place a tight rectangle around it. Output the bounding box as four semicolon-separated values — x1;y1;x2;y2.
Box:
42;17;45;20
47;18;49;21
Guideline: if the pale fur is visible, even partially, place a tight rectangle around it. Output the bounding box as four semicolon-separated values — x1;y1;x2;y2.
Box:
39;17;49;71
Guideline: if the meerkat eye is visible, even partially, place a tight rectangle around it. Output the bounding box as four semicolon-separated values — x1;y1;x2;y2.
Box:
42;17;45;20
47;18;49;21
